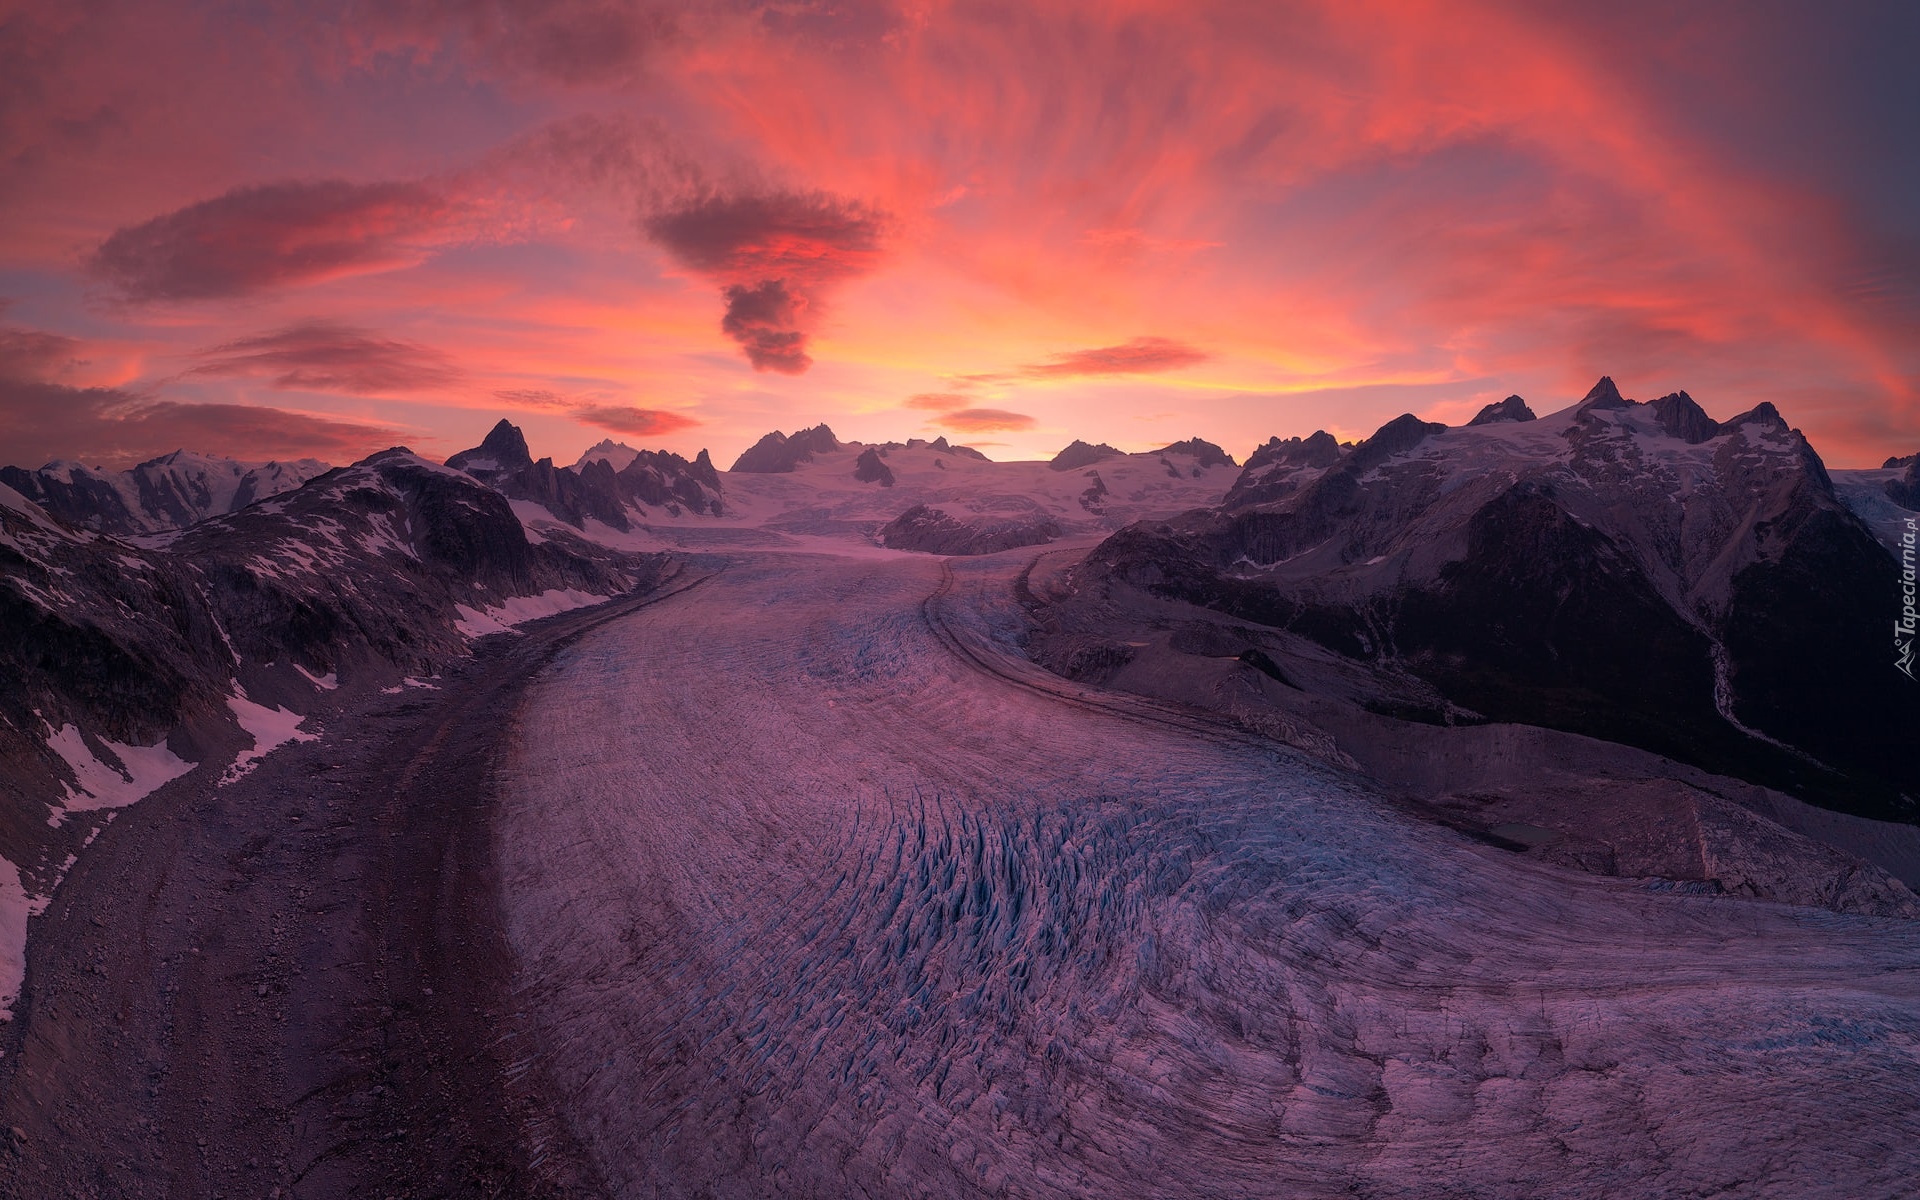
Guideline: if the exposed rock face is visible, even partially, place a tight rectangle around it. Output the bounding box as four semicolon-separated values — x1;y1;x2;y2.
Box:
879;504;1059;555
1068;380;1920;821
445;419;533;484
1048;440;1122;472
1887;458;1920;510
1153;438;1237;468
1078;471;1109;513
1223;431;1344;510
617;448;724;515
853;447;895;487
1467;395;1536;426
0;452;332;535
446;421;724;526
730;424;841;473
1647;390;1719;443
1;454;667;895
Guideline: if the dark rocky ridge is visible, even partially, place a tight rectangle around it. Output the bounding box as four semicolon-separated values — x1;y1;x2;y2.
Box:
1223;431;1344;509
1060;380;1920;821
1468;395;1536;425
879;505;1059;555
0;452;669;897
1049;440;1123;471
445;421;725;526
853;446;896;487
730;424;841;473
1887;457;1920;510
1153;438;1237;468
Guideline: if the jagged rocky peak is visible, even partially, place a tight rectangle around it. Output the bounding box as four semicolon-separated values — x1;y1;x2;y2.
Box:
1575;375;1632;412
853;446;895;487
1245;430;1343;472
575;439;643;473
446;419;534;481
1049;440;1123;472
1347;413;1448;472
1221;431;1344;510
1723;400;1789;434
1154;438;1237;468
730;423;841;473
1647;391;1719;443
1886;452;1919;469
1468;395;1536;426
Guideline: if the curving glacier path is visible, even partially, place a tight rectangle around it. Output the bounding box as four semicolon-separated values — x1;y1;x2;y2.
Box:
496;549;1920;1199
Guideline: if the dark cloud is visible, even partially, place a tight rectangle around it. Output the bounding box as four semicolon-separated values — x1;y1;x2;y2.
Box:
89;180;460;302
643;189;886;373
1021;336;1209;377
720;280;810;374
905;392;966;411
644;190;885;281
935;408;1037;433
491;388;698;437
190;322;462;394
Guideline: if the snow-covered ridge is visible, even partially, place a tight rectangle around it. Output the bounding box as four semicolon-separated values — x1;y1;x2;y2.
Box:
0;450;331;535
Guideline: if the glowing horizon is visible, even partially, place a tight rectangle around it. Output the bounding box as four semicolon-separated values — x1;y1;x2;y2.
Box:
3;1;1916;471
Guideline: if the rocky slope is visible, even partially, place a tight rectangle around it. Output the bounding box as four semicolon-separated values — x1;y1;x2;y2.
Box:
880;504;1060;555
0;450;331;535
0;451;669;1005
448;419;725;527
1048;378;1918;823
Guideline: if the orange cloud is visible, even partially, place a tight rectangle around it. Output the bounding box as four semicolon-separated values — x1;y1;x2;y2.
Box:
935;408;1036;433
906;392;966;410
1021;337;1209;378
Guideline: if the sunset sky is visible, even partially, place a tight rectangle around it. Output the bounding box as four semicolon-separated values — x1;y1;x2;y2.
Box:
3;0;1917;470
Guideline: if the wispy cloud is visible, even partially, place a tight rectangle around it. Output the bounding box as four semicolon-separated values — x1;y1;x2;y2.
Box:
90;181;466;302
934;407;1036;433
1020;337;1209;378
492;387;698;437
190;322;462;394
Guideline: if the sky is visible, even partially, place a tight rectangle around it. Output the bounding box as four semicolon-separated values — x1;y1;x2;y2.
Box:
2;0;1917;471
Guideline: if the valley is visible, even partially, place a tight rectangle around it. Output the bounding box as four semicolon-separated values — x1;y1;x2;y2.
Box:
2;384;1919;1197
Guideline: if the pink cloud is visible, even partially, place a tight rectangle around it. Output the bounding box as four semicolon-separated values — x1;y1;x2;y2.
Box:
90;180;464;302
190;322;462;394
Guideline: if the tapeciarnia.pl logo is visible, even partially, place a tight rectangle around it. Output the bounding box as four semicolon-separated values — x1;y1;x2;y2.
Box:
1899;515;1917;679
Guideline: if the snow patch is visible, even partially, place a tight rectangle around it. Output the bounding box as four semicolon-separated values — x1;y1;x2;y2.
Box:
294;664;339;690
43;723;196;820
221;692;319;784
0;855;45;1021
454;588;609;638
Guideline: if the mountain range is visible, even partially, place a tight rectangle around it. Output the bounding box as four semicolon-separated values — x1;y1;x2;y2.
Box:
2;387;1916;973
